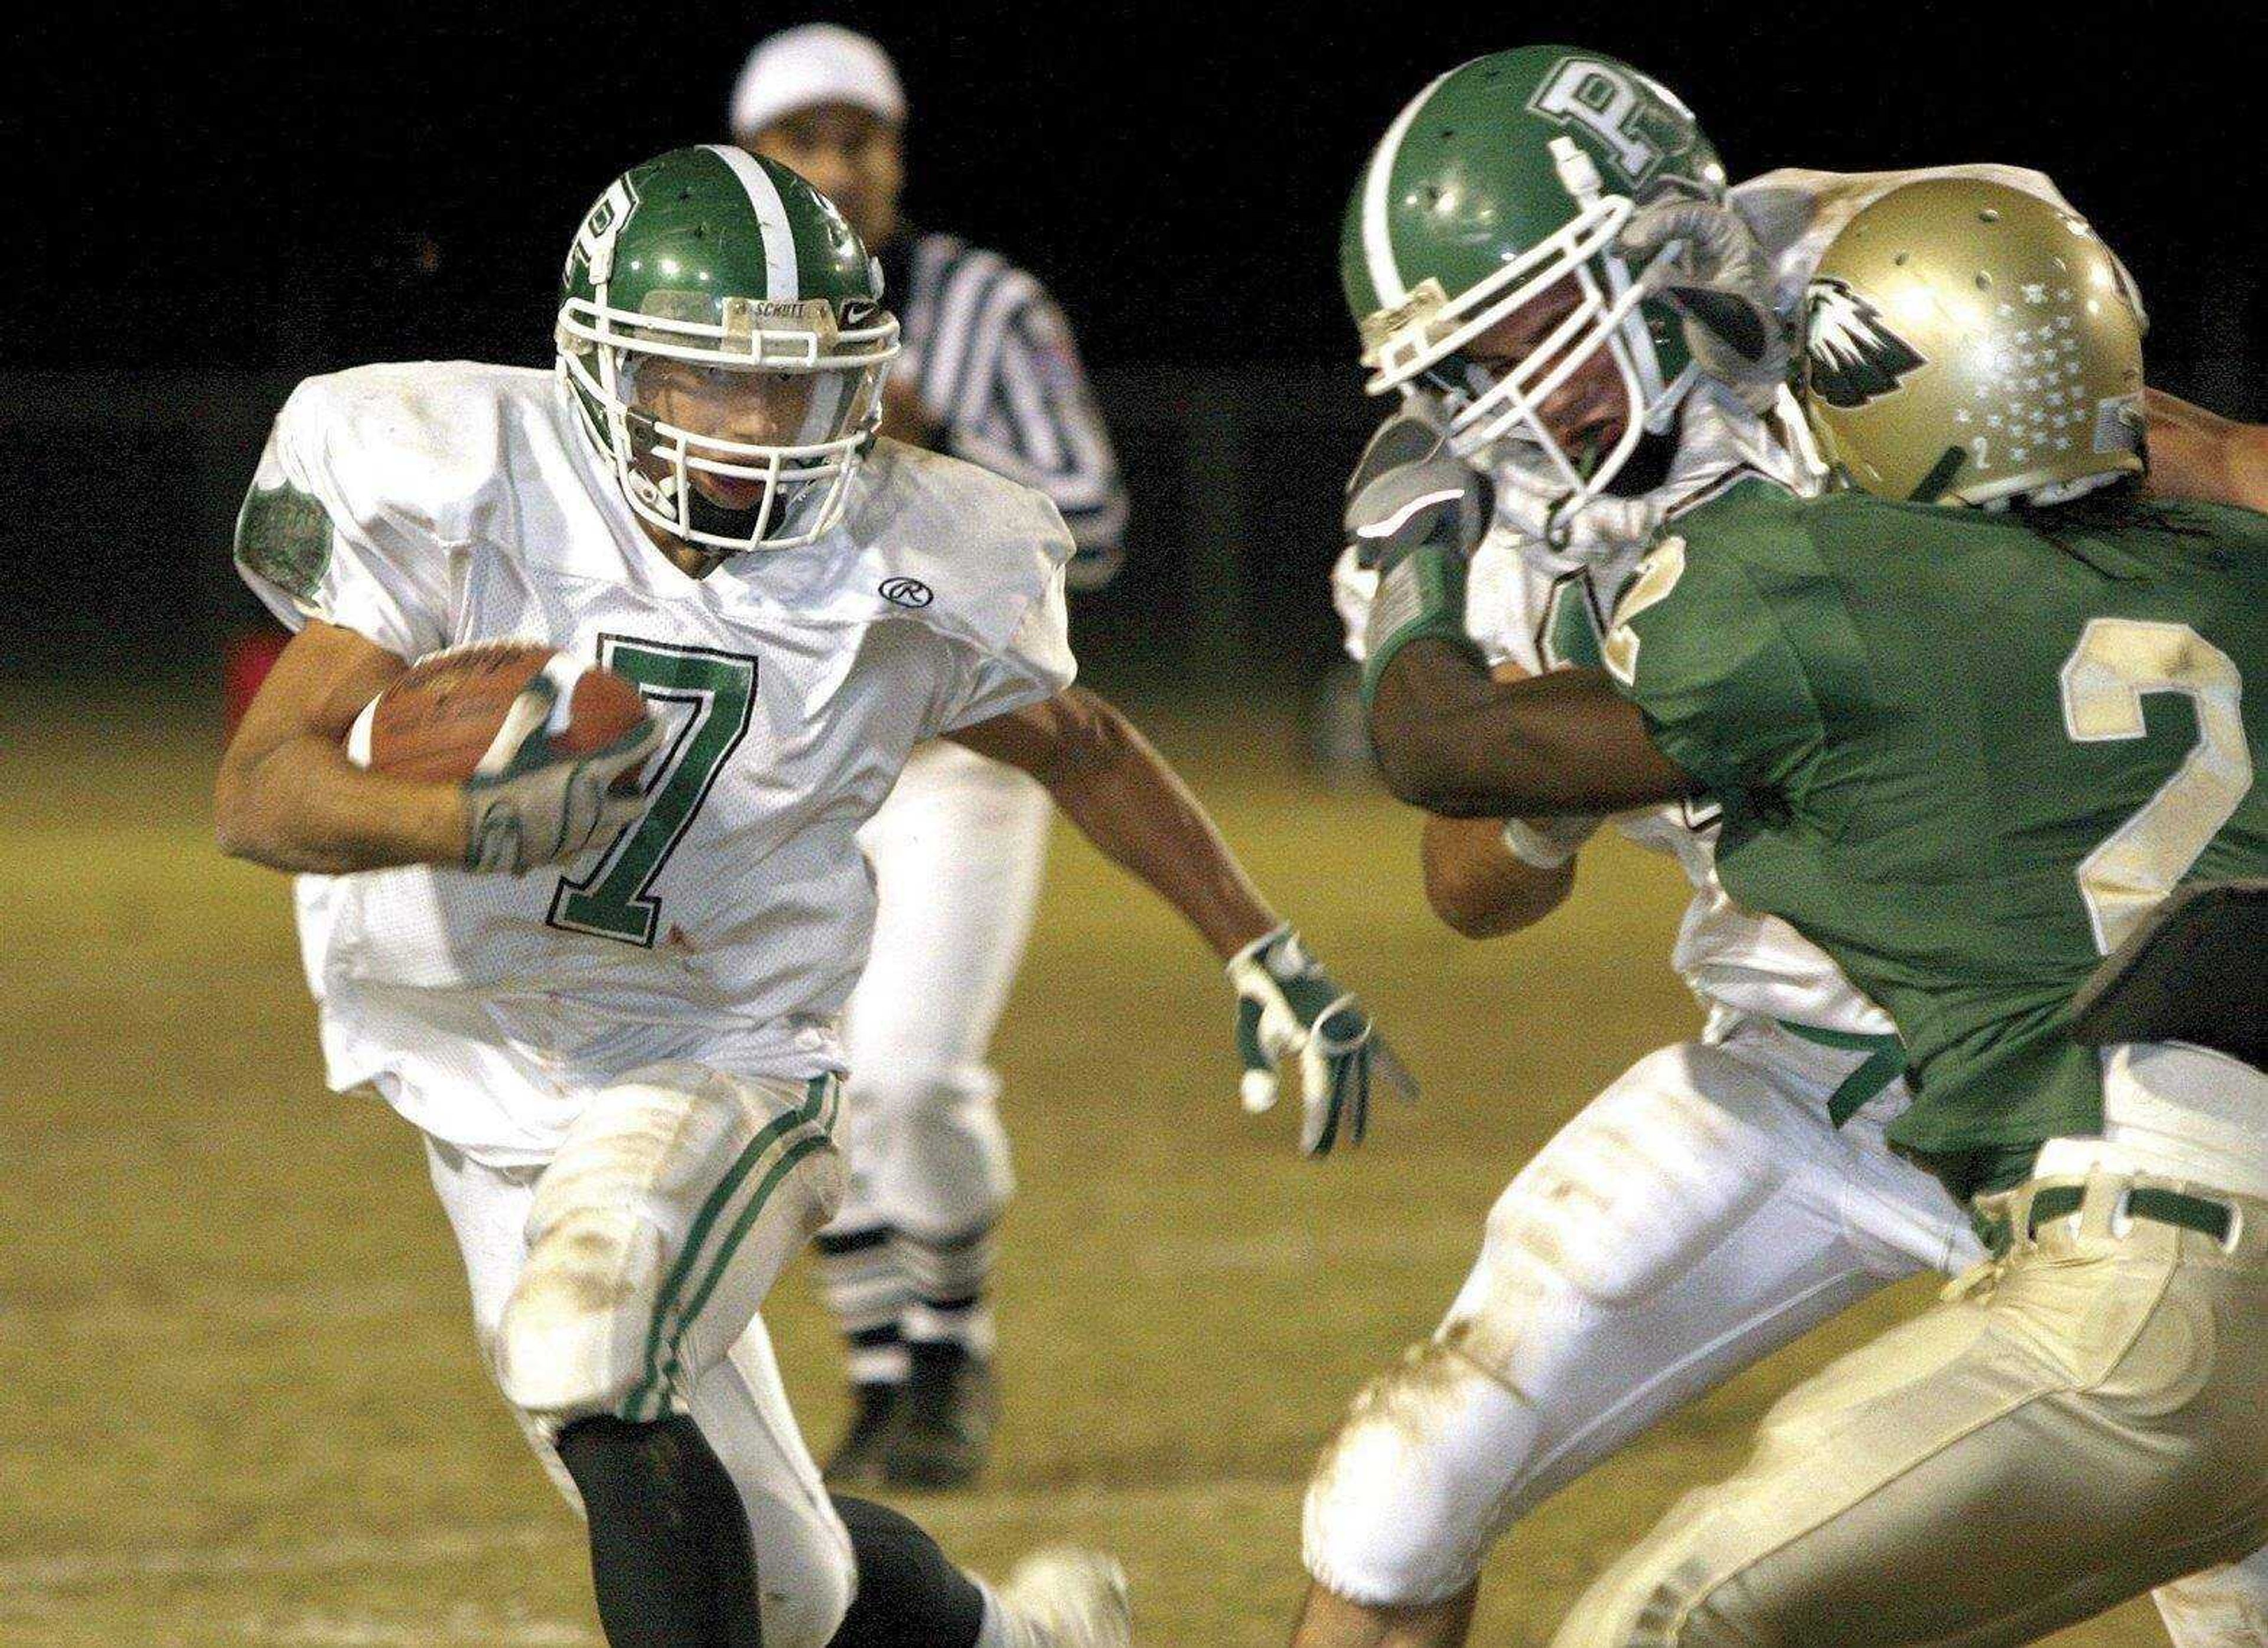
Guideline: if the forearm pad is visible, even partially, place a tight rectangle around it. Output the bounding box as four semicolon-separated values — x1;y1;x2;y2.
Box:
1360;544;1485;709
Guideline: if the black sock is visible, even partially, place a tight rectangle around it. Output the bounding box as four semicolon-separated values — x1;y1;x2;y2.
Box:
556;1413;764;1648
825;1493;986;1648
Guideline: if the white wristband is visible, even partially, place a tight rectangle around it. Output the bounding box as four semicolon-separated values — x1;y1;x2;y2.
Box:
344;696;380;768
1500;815;1596;870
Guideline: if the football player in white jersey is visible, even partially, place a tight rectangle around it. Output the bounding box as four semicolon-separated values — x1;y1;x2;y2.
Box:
1298;46;2268;1648
216;145;1394;1648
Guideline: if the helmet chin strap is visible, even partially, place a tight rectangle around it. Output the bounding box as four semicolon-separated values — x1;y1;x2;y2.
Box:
636;466;819;558
683;479;778;545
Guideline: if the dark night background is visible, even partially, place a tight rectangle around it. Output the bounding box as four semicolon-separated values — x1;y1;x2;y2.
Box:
9;1;2263;689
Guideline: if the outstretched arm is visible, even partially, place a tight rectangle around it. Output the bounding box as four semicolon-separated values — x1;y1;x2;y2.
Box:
946;686;1274;960
947;687;1414;1153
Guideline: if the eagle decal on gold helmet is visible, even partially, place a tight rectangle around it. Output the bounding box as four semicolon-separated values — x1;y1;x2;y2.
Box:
1804;277;1927;409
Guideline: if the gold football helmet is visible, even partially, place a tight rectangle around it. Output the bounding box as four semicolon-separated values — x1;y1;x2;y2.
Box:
1802;177;2146;507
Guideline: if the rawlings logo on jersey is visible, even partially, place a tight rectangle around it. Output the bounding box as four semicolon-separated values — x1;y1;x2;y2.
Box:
1527;56;1693;186
1804;278;1927;409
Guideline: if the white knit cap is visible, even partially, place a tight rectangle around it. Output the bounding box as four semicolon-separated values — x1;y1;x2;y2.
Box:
729;24;905;142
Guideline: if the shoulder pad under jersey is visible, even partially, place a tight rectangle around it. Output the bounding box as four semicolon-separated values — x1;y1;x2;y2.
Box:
1344;412;1493;569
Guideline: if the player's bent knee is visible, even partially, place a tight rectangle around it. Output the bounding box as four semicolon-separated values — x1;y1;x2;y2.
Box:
1302;1338;1537;1607
498;1069;846;1421
497;1203;672;1418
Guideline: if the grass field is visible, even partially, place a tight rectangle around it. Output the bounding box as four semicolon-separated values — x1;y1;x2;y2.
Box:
0;694;2171;1646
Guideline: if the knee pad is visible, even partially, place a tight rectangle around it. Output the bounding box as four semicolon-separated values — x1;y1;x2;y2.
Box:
500;1067;845;1421
499;1202;673;1419
1302;1340;1539;1608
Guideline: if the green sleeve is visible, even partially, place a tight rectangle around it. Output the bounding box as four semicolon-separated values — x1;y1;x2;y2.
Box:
1604;529;1823;803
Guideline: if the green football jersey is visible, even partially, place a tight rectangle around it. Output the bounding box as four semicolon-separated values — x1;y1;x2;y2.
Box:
1608;478;2268;1193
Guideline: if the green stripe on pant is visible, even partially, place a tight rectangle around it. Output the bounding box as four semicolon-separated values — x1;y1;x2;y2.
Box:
625;1076;838;1421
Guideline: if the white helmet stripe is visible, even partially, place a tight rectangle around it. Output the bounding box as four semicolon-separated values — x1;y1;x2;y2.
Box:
706;143;800;301
1361;67;1454;307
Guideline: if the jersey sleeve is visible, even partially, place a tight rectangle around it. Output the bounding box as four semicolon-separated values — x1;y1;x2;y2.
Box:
232;377;454;660
937;563;1077;732
1330;543;1379;663
1604;529;1823;802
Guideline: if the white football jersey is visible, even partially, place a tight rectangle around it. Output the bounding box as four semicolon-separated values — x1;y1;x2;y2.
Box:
239;362;1075;1152
1337;165;2080;1037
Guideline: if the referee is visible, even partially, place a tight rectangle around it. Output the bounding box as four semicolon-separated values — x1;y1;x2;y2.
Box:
731;23;1129;1490
732;24;1128;574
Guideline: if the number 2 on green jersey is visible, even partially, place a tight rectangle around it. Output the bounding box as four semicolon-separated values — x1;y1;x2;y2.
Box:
2060;618;2253;953
548;637;757;947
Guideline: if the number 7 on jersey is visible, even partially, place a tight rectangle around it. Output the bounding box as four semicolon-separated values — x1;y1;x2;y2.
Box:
547;637;757;947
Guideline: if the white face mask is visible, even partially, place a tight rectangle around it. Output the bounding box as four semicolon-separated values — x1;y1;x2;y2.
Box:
559;289;900;554
1458;379;1817;562
1361;141;1695;527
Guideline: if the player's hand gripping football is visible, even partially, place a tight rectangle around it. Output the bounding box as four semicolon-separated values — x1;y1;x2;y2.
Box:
460;692;663;875
1228;925;1417;1155
1617;198;1791;411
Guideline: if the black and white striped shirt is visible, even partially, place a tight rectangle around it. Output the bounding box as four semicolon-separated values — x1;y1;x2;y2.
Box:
881;229;1128;588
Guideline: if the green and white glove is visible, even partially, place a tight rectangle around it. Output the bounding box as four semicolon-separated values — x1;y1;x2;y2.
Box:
1229;924;1417;1155
1617;198;1791;411
461;711;662;875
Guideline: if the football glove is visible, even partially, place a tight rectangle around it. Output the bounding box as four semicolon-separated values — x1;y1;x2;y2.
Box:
1617;199;1791;411
461;712;662;875
1229;924;1417;1155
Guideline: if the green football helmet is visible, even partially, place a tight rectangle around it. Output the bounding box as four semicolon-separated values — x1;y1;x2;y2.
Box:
557;145;900;554
1342;46;1727;506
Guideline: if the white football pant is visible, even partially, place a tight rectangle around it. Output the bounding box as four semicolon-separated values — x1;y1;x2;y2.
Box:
426;1063;854;1648
820;740;1052;1376
1303;1012;1969;1607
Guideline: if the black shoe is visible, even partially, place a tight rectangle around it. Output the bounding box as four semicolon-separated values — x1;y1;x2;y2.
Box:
821;1381;904;1488
885;1343;999;1490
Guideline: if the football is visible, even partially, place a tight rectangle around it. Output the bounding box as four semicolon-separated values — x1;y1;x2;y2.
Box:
346;642;649;786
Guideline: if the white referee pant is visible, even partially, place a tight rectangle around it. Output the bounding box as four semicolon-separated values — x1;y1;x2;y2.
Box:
820;740;1052;1358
